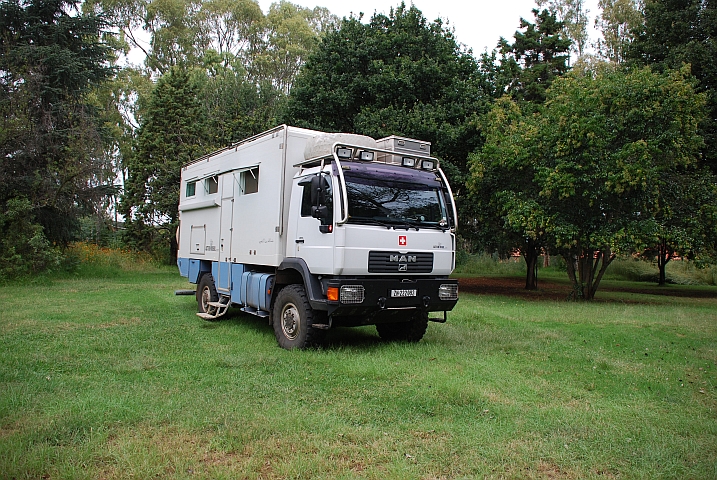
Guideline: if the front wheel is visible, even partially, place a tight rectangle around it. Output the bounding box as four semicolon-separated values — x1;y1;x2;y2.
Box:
272;285;326;350
376;309;429;343
197;273;220;319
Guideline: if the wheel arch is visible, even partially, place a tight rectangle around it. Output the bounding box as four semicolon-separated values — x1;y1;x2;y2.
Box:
275;258;327;311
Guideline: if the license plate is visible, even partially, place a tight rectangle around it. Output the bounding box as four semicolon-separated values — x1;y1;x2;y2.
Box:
390;289;417;298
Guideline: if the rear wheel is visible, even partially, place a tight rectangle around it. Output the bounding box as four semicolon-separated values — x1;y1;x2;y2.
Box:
197;273;219;319
376;309;429;342
272;285;326;350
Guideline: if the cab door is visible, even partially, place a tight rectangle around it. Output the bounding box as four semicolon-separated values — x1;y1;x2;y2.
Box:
291;173;335;275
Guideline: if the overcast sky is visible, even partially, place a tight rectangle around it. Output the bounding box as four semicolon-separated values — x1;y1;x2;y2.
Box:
257;0;602;55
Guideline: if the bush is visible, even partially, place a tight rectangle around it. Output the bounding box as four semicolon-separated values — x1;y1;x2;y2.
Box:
64;242;160;276
454;251;526;276
0;198;63;278
604;257;717;285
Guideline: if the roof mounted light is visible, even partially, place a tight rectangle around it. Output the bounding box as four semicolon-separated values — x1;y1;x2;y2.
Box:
421;159;435;170
337;147;353;159
402;157;416;167
358;151;374;161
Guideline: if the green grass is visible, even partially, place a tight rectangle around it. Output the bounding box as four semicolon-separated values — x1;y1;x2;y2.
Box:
1;263;716;479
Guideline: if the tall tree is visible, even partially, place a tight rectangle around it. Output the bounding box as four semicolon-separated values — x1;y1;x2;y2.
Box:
484;9;571;288
499;9;572;106
536;0;589;57
628;0;717;174
120;67;207;260
470;64;706;299
642;169;717;285
249;2;336;93
285;2;489;178
0;0;115;275
595;0;644;63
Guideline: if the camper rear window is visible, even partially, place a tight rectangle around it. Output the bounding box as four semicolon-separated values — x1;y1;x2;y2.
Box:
186;181;196;197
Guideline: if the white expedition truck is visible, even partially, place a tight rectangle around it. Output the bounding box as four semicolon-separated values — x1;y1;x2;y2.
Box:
177;125;459;349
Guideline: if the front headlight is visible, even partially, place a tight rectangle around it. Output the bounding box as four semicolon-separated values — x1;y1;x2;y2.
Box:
438;284;458;301
340;285;365;304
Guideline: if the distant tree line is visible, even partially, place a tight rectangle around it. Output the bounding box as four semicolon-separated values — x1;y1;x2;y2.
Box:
1;0;715;299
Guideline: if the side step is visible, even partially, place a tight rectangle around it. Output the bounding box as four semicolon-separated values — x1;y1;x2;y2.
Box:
240;306;270;318
428;311;447;323
196;295;231;320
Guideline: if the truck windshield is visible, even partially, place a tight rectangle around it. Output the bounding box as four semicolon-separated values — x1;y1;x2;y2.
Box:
342;164;450;229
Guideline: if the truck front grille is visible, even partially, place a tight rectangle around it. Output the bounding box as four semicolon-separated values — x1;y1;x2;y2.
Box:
368;251;434;273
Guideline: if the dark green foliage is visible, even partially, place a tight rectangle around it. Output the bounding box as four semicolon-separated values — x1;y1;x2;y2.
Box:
120;67;207;259
0;0;114;276
284;2;490;179
199;71;283;148
468;10;572;287
120;64;280;262
499;9;572;106
628;0;717;173
470;65;707;299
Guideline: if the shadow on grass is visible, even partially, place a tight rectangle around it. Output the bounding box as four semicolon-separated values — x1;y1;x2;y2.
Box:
194;307;388;350
459;276;717;302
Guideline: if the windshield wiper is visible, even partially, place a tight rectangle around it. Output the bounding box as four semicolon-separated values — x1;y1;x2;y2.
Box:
399;218;421;231
348;217;394;229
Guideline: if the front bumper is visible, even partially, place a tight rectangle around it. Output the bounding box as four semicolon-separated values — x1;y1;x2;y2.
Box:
325;277;458;321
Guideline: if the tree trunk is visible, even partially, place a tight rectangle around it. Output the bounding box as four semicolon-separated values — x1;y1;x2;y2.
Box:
523;239;539;290
565;248;616;300
657;238;672;286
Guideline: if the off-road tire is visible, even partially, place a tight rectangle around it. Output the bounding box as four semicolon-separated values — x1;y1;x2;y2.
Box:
376;309;429;342
272;284;326;350
197;273;220;319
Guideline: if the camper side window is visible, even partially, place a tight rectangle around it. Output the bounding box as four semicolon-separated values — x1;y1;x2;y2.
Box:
241;167;259;194
186;181;196;197
205;176;218;194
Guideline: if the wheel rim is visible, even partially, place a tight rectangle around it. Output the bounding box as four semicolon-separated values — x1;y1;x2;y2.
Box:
201;286;216;315
280;302;300;340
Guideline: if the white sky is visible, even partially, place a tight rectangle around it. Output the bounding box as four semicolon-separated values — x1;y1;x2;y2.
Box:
258;0;602;55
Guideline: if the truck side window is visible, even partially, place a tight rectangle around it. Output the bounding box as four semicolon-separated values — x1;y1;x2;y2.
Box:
241;167;259;194
300;184;312;217
186;181;196;197
205;176;218;194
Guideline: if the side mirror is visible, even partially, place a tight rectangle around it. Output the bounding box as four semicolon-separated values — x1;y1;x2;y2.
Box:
309;174;333;232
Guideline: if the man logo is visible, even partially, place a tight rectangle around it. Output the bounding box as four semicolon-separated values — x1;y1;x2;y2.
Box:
390;255;417;263
390;254;416;272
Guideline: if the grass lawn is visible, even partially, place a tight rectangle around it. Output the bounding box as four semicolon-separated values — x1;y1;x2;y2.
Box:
1;265;715;479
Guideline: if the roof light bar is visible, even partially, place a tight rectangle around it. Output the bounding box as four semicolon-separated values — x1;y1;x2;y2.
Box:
402;157;416;167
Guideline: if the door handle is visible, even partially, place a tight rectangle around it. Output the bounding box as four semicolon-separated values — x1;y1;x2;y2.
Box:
295;238;305;244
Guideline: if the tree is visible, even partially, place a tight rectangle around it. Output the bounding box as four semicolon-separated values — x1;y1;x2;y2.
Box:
478;9;571;288
199;65;283;148
249;2;337;93
536;0;590;58
499;9;572;106
0;0;115;275
285;2;490;181
595;0;644;63
470;64;706;299
642;170;717;285
627;0;717;174
120;66;207;260
468;97;549;290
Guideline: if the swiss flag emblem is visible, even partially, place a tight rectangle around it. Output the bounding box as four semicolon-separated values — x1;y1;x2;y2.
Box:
398;235;407;246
